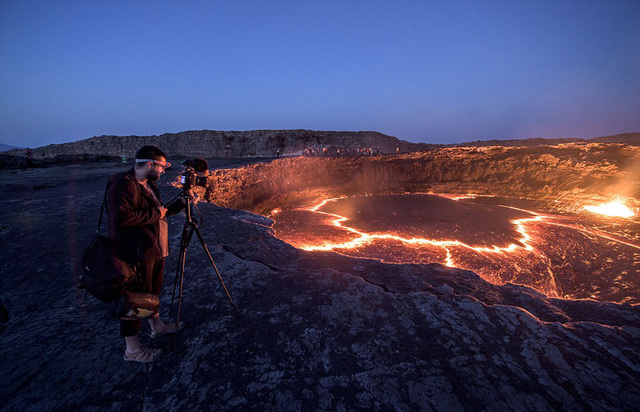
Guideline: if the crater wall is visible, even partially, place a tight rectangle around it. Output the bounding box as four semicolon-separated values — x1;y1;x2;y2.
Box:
201;143;640;214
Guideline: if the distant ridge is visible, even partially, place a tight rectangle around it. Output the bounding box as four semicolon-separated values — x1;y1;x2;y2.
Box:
457;133;640;147
2;130;639;164
458;137;583;147
3;129;435;160
0;143;23;152
587;132;640;145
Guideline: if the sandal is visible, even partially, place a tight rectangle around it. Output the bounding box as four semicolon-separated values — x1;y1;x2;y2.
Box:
123;347;163;363
150;321;186;339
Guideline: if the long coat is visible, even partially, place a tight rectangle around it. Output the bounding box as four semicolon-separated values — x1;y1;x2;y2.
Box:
106;168;182;262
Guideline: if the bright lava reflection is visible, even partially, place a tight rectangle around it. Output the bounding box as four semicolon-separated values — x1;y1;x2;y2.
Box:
584;200;635;218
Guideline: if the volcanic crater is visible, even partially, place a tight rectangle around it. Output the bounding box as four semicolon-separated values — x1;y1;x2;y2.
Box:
202;143;640;304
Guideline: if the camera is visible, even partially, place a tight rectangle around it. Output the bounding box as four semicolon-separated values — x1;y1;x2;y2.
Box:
180;158;209;191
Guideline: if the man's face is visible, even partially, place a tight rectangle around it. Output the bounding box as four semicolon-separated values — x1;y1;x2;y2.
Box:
146;158;169;182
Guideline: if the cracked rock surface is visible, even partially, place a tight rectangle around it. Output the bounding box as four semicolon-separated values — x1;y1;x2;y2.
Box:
0;163;639;411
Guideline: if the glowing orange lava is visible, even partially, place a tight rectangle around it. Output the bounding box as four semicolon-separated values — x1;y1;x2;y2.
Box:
274;194;640;302
430;193;479;201
298;197;544;268
584;199;635;218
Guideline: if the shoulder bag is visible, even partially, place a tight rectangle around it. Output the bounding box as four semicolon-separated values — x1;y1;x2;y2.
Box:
77;184;136;303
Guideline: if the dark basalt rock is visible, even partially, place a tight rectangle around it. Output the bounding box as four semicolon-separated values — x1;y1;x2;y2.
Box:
0;163;638;411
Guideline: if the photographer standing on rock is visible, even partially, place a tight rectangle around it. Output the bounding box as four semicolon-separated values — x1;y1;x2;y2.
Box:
106;145;185;363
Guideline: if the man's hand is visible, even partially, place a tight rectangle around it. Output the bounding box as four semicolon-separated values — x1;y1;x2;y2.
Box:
158;206;168;218
187;189;200;205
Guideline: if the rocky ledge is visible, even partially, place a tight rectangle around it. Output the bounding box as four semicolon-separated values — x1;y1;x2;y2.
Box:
0;162;638;411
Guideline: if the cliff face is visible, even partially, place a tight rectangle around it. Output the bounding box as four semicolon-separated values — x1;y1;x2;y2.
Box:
5;129;432;160
201;143;640;214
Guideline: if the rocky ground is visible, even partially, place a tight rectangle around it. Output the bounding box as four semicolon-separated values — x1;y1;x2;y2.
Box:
1;161;639;411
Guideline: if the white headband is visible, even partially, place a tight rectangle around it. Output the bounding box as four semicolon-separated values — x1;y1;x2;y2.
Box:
135;158;171;167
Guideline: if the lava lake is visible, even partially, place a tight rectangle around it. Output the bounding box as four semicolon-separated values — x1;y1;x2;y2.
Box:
273;193;640;303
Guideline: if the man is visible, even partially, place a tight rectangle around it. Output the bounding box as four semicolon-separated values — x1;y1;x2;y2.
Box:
106;145;185;363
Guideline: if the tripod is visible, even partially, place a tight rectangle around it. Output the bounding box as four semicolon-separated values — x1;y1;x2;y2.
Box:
169;191;240;335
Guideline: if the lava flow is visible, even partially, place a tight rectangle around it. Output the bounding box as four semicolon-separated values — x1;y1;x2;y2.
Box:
272;194;640;303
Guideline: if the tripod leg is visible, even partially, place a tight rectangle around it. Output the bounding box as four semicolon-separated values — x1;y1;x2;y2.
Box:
174;248;188;349
191;224;241;319
172;223;195;351
169;242;184;317
170;222;192;317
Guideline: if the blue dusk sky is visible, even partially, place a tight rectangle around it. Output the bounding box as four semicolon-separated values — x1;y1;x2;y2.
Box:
1;0;639;147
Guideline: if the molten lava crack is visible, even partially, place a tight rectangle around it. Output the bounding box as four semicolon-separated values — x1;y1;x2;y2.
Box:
272;194;640;303
296;197;543;267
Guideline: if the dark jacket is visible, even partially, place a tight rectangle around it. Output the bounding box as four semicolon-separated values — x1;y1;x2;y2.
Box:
106;168;183;262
